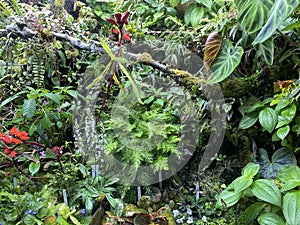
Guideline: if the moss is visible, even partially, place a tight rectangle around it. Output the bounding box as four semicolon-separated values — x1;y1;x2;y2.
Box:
136;53;154;63
221;77;253;98
169;68;203;86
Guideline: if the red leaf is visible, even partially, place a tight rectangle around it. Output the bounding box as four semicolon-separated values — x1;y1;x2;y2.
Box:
123;33;131;41
122;11;130;25
106;18;117;25
114;13;122;22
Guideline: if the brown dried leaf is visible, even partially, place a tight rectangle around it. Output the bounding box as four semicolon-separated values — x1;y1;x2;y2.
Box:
204;32;223;70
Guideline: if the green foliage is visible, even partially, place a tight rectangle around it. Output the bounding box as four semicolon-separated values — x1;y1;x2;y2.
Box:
217;162;300;225
69;175;118;214
0;183;89;225
254;147;297;179
238;82;300;150
208;39;244;84
0;0;23;18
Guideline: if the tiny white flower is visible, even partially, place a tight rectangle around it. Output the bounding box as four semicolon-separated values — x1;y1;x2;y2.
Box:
202;215;207;222
176;217;184;224
186;207;192;215
172;209;180;218
187;216;193;224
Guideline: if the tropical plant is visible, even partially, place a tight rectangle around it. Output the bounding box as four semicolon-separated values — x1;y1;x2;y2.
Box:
216;161;300;225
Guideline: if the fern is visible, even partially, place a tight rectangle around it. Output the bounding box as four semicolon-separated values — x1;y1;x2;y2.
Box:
29;54;45;88
0;0;24;18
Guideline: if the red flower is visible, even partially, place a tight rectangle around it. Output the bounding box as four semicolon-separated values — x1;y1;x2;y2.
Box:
11;138;22;144
3;135;13;144
123;33;131;42
10;150;16;158
9;126;18;136
106;11;131;46
0;132;4;139
4;147;10;154
9;126;29;141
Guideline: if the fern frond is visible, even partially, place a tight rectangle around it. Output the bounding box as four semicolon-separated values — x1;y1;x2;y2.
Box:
0;0;13;18
9;0;24;16
31;56;45;88
0;0;24;18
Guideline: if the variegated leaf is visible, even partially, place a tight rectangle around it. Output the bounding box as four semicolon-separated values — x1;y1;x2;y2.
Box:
253;0;300;44
256;38;274;65
234;0;274;34
203;32;222;70
207;40;244;84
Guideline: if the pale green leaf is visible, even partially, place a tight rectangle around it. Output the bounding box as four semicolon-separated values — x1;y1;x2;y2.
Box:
234;0;274;34
257;212;286;225
208;40;243;84
283;191;300;225
259;107;277;133
252;179;281;207
253;0;300;44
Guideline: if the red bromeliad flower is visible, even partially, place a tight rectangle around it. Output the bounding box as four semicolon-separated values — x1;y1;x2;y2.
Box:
9;126;29;141
3;147;17;159
10;150;16;158
1;127;29;159
106;11;131;46
4;147;10;154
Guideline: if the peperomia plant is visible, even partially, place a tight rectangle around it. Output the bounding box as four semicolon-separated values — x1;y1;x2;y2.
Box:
238;80;300;151
216;161;300;225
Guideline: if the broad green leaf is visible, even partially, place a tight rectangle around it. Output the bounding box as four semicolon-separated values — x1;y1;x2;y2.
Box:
253;0;300;44
169;0;180;7
259;107;277;133
257;212;286;225
283;191;300;225
24;214;37;225
256;38;274;65
234;0;274;34
238;113;258;129
238;96;264;115
233;176;253;193
23;98;36;119
242;202;265;224
216;190;242;208
278;165;300;183
276;125;290;140
208;40;244;84
252;179;281;207
281;103;297;120
45;93;60;104
281;180;300;192
184;4;195;25
196;0;213;9
40;113;51;129
204;32;222;69
242;162;260;178
190;7;204;27
29;162;40;176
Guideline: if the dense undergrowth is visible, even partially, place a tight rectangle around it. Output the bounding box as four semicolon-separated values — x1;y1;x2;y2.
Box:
0;0;300;224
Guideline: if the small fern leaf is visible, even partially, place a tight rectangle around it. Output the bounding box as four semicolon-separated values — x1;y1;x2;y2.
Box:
23;98;36;118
